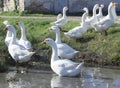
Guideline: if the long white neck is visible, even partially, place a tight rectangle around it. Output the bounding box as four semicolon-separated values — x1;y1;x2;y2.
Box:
111;6;116;21
20;25;27;40
108;4;114;20
55;30;61;44
81;12;88;25
10;28;17;45
93;7;97;17
98;7;103;16
50;42;59;64
6;30;12;38
63;9;66;18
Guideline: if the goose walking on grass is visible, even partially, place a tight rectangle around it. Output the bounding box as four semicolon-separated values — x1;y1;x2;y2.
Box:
49;25;79;59
51;7;68;28
4;23;35;72
64;7;89;39
16;22;32;51
85;4;100;30
42;38;84;77
93;2;118;35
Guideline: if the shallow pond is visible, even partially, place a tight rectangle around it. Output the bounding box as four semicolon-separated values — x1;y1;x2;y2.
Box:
0;67;120;88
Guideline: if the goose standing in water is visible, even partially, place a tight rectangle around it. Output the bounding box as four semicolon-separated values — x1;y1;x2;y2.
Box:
16;22;32;51
49;25;79;59
42;38;84;77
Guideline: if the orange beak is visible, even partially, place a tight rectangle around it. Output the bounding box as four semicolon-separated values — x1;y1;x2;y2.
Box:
112;2;118;6
16;22;19;25
41;40;46;44
114;2;118;6
3;27;8;31
49;28;53;31
99;4;101;7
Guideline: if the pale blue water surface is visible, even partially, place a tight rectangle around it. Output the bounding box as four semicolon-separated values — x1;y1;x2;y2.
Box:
0;67;120;88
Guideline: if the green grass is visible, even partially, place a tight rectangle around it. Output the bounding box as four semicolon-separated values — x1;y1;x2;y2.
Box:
0;17;120;72
0;11;56;17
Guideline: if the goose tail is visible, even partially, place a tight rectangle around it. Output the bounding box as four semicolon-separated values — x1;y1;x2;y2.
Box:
76;62;84;70
64;32;71;38
19;52;35;62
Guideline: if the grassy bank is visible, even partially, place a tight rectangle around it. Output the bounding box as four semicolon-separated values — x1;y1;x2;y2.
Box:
0;17;120;72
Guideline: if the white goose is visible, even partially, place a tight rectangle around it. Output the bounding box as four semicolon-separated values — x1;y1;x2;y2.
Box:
93;2;117;35
85;4;99;30
97;4;104;20
51;6;68;27
16;22;32;51
3;21;18;47
49;25;79;59
4;24;35;71
64;7;89;38
42;38;84;77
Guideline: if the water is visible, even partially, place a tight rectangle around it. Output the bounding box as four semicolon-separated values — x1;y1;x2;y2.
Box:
0;67;120;88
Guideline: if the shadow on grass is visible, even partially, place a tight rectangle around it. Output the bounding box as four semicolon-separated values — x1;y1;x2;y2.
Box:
76;36;95;43
109;29;120;34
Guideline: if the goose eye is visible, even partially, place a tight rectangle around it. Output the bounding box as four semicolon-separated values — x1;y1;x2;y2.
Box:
46;40;49;41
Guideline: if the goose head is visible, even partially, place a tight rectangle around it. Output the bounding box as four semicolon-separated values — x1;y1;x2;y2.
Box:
93;4;99;10
108;2;118;9
57;13;62;20
16;21;24;27
42;38;55;46
100;4;104;8
63;6;68;11
112;1;118;7
82;7;89;13
3;21;15;32
3;20;10;26
5;25;15;33
49;25;60;33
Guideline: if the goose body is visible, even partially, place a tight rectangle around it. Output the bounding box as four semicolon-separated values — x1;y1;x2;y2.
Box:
51;7;68;27
42;38;84;77
93;2;117;32
64;7;89;38
49;26;79;59
16;22;32;51
85;4;99;30
5;23;35;63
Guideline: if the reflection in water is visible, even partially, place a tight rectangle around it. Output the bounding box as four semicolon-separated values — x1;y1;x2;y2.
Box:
8;78;31;88
6;71;31;88
0;67;119;88
112;78;120;88
6;71;17;82
51;75;81;88
81;68;109;88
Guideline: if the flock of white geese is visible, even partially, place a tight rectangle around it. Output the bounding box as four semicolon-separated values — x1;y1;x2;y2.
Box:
3;2;118;77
